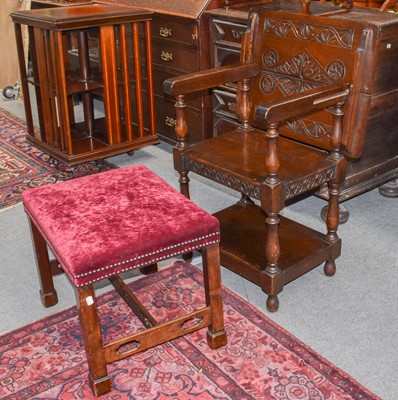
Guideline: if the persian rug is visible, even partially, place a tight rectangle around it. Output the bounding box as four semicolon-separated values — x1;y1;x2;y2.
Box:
0;107;116;211
0;261;380;400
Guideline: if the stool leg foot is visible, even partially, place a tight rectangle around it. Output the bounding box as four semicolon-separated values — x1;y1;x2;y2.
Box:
39;289;58;308
140;263;158;275
28;219;59;307
182;251;194;262
202;243;227;349
207;329;228;349
88;373;112;397
75;285;112;396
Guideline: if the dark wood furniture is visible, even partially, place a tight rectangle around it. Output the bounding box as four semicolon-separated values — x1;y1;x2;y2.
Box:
205;3;398;204
84;0;272;144
22;164;227;396
11;4;158;165
379;0;398;11
164;1;376;311
27;0;267;153
31;0;93;8
16;0;398;197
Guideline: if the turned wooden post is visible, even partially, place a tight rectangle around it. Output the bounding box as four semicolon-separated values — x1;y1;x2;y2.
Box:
301;0;311;14
173;94;190;198
263;122;283;312
324;101;346;276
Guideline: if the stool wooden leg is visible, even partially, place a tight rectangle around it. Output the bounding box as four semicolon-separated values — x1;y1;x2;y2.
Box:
202;243;227;349
140;263;158;275
28;219;58;308
75;285;112;396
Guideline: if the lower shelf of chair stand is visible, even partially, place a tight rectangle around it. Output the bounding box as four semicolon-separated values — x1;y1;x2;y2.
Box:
214;202;341;298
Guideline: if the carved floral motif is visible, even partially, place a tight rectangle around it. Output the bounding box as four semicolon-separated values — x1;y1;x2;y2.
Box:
186;159;336;200
263;18;354;49
263;48;279;67
258;48;344;141
260;51;346;96
285;168;336;199
286;117;329;139
186;159;261;199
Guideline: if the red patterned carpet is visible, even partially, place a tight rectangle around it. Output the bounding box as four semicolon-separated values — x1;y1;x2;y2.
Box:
0;261;380;399
0;107;115;211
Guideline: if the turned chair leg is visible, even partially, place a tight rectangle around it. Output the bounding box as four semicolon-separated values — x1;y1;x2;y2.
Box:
324;182;341;277
266;294;279;312
75;285;112;396
28;219;58;307
320;204;350;224
202;243;227;348
264;211;282;313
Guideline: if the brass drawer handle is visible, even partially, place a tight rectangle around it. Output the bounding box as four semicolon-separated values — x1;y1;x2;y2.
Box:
160;27;172;37
232;29;244;39
165;116;176;127
161;51;173;62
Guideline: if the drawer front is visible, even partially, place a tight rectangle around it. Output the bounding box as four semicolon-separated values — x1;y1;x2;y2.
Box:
152;16;198;47
153;68;202;110
210;18;247;46
213;89;238;120
154;96;203;144
152;40;199;73
213;44;242;68
210;18;246;68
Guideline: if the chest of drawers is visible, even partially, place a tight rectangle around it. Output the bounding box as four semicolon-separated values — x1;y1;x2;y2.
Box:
148;14;206;144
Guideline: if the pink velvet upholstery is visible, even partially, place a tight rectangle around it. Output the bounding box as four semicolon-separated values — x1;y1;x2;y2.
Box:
22;165;220;286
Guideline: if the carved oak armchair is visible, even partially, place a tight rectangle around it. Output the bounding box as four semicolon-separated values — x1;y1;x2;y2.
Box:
163;2;371;311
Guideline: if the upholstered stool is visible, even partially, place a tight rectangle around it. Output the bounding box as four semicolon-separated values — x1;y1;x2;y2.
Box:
22;165;227;396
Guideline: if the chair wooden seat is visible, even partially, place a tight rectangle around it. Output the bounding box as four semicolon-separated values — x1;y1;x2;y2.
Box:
187;129;336;200
22;164;227;396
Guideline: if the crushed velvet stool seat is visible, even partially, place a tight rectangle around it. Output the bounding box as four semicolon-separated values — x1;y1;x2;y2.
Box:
22;164;227;396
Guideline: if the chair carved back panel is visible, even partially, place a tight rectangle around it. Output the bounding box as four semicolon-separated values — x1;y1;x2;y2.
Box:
245;7;374;155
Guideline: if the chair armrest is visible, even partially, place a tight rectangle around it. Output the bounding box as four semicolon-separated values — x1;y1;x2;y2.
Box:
254;84;350;125
163;62;260;96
